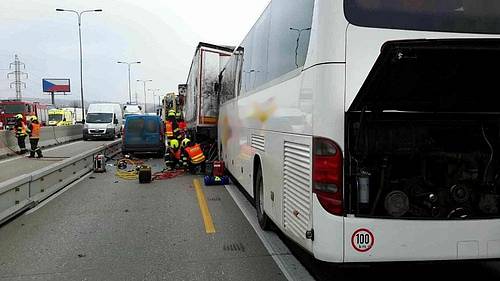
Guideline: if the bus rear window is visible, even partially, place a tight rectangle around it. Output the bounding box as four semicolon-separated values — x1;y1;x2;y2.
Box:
344;0;500;34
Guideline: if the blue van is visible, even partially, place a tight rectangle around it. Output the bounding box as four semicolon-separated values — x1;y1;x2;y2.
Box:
122;115;165;157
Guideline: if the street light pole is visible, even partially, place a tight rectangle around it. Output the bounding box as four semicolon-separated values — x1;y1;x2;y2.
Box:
117;61;141;104
289;27;311;68
56;8;102;120
149;88;161;111
137;79;152;113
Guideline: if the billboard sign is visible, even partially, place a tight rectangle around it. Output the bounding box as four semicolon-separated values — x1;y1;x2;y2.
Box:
42;79;71;93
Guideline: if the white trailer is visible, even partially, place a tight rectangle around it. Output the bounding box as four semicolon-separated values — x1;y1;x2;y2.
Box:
184;42;233;141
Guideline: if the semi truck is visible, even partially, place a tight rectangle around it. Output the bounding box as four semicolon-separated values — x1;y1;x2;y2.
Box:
184;42;233;142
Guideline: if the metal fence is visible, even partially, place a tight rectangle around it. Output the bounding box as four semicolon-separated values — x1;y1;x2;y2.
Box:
0;139;121;225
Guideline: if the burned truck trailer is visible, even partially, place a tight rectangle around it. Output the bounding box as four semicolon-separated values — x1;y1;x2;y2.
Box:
184;42;233;142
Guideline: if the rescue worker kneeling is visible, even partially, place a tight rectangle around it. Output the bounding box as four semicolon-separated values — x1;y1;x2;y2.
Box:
180;138;206;174
165;139;181;170
28;116;43;158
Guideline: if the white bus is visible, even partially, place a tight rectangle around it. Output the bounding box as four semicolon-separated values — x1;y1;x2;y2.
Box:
218;0;500;263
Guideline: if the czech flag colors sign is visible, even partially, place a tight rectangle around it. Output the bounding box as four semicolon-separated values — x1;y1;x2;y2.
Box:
42;79;70;93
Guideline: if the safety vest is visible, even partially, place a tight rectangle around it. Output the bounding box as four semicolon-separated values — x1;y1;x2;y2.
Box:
185;144;205;164
16;122;27;137
30;123;40;139
165;121;174;137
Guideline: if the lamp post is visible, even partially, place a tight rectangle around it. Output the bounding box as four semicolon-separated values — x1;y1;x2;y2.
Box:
137;79;152;113
289;27;311;68
56;8;102;120
117;61;141;104
149;89;162;115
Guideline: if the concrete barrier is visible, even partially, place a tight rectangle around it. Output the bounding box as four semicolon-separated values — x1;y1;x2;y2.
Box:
0;139;121;225
0;125;83;158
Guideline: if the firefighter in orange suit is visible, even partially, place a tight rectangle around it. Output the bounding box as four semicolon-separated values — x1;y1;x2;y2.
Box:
176;112;187;132
28;116;43;158
165;110;179;140
181;138;206;174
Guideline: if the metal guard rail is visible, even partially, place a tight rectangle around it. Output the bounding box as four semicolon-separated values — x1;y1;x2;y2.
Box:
0;139;121;225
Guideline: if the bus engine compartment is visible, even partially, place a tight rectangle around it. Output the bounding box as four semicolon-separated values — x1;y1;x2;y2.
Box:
345;39;500;219
346;113;500;219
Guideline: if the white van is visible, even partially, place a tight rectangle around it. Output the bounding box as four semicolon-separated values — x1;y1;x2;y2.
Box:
123;104;143;121
83;103;123;140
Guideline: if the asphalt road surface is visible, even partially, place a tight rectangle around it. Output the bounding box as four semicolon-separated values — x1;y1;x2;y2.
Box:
0;158;286;281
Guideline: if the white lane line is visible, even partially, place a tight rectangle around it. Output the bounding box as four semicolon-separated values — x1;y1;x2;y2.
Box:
225;184;315;281
0;141;84;164
25;172;93;215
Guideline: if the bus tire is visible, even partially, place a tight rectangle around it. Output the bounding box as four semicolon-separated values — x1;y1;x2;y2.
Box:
255;168;271;230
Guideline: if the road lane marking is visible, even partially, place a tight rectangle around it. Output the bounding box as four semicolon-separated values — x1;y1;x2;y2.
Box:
0;140;84;164
225;184;314;281
193;178;216;234
25;172;93;215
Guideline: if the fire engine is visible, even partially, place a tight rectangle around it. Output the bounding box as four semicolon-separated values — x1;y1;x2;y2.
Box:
0;100;49;130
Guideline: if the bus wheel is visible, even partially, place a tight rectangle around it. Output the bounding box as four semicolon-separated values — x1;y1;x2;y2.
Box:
256;168;271;230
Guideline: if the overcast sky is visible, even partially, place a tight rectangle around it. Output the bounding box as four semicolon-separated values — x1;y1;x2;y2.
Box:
0;0;269;104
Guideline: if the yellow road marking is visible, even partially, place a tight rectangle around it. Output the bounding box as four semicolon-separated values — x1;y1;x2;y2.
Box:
193;179;216;234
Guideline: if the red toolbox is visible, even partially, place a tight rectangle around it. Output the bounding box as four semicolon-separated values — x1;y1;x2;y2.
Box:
212;161;225;177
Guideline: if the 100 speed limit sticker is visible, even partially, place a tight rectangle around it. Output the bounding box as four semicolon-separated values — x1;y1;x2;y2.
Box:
351;228;374;252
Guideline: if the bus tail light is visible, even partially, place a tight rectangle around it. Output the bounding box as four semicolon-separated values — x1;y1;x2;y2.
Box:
313;137;343;215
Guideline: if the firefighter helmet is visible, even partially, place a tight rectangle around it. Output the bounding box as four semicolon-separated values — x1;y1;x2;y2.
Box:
30;116;38;121
168;110;176;117
15;114;23;119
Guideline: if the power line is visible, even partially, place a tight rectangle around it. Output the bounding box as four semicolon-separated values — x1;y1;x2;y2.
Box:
7;54;28;100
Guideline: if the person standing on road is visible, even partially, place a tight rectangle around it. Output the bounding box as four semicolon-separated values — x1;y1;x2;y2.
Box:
28;116;43;158
176;112;187;133
165;110;179;140
14;114;28;155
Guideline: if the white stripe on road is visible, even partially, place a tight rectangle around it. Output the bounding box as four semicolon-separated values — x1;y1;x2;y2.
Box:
25;172;93;215
225;184;315;281
0;140;84;164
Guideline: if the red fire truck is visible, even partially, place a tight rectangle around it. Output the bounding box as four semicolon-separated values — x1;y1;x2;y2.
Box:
0;100;49;130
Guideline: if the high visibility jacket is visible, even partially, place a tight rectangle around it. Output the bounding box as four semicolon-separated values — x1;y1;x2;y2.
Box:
185;144;205;164
165;121;174;137
15;122;28;137
29;123;41;139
